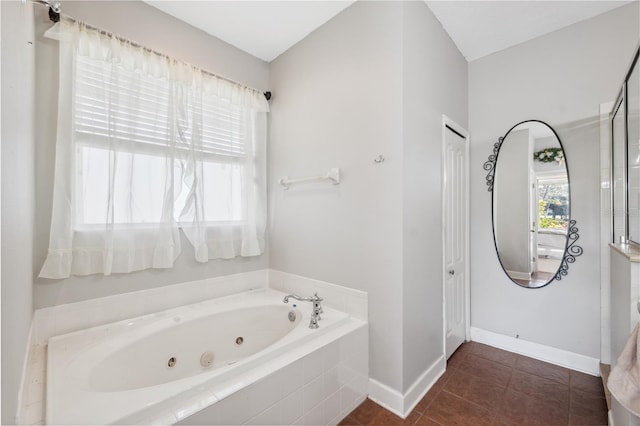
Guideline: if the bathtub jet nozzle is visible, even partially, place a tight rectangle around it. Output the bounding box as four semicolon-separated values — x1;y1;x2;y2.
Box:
200;351;214;368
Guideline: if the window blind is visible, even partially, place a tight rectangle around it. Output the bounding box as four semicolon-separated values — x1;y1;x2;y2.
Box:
74;55;247;158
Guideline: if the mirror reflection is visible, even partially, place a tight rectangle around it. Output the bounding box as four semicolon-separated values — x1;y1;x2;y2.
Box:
493;121;569;288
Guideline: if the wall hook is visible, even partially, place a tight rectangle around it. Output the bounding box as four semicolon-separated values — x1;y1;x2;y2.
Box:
374;155;385;163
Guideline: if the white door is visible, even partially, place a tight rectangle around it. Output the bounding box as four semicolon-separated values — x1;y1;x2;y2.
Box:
530;176;538;275
444;121;468;359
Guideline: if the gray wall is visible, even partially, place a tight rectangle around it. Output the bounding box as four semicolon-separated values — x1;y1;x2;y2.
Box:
33;1;271;308
400;0;468;392
494;129;531;276
469;2;639;358
2;1;36;423
269;0;405;393
269;0;467;395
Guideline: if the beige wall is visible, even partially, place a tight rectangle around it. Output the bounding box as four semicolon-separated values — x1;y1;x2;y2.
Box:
33;1;271;308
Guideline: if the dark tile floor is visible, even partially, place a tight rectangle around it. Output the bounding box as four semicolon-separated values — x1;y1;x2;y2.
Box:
339;341;608;426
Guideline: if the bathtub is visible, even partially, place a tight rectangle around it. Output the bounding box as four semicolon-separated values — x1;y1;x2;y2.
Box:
46;288;366;425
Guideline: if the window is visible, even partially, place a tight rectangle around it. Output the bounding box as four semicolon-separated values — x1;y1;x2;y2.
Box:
39;20;268;278
74;55;251;226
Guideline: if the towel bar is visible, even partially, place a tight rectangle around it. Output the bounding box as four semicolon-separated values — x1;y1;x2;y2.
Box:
279;168;340;190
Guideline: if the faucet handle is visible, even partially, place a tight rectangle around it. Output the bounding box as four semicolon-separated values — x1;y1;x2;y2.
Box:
312;293;324;318
309;314;319;329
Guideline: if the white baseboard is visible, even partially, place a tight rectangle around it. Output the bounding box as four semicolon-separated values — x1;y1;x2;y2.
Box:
402;356;446;417
471;327;600;376
368;379;404;418
506;270;531;280
368;355;445;419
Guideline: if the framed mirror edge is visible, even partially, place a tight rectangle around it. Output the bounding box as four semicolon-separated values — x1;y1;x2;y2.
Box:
623;46;640;245
485;119;583;288
611;93;626;245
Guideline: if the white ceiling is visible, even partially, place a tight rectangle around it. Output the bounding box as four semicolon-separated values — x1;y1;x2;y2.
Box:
144;0;633;63
426;1;633;61
143;1;354;62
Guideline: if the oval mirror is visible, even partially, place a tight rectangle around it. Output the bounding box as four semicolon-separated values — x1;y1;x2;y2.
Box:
492;120;570;288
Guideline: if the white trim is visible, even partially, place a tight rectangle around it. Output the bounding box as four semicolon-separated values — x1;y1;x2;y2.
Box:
368;379;404;418
441;119;446;360
471;327;601;376
600;100;614;366
601;101;615;116
609;410;614;426
368;355;445;419
506;270;532;280
441;115;471;360
402;356;446;417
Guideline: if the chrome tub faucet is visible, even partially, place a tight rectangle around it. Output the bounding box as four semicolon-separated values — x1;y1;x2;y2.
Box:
283;293;323;329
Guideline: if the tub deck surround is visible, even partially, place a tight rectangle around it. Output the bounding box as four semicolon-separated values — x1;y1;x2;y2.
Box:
19;270;369;425
176;322;368;425
46;289;359;424
19;342;47;425
31;269;367;346
268;269;368;321
32;269;270;345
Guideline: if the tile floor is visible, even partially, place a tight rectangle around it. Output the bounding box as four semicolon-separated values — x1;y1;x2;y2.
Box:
339;341;608;426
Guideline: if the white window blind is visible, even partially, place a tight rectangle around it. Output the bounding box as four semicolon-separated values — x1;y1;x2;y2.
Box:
73;55;255;226
74;56;249;158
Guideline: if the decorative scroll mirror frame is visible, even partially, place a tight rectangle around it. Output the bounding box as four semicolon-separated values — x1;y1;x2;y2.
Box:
484;120;583;287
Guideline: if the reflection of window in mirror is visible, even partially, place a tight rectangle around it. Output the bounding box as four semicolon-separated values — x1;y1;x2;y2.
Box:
627;56;640;243
535;178;568;276
531;133;569;282
538;180;569;230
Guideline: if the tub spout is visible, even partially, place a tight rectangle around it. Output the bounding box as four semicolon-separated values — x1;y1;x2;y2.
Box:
283;293;323;329
283;294;314;303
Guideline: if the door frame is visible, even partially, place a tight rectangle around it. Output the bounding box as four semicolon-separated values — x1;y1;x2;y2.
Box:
441;115;471;358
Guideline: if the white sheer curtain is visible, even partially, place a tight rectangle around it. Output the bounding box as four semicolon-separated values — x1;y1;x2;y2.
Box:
39;20;268;279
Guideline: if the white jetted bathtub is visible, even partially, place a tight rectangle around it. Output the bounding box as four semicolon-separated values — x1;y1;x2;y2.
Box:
46;288;364;425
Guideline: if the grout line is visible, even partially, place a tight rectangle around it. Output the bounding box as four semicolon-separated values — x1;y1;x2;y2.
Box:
419;413;445;426
568;385;574;425
440;389;495;415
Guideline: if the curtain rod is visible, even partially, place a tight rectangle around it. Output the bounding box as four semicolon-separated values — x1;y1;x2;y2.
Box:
31;1;271;101
25;0;61;21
